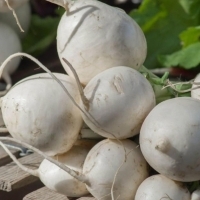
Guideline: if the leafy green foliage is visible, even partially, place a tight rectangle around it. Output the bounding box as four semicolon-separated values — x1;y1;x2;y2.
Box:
130;0;200;69
22;8;64;56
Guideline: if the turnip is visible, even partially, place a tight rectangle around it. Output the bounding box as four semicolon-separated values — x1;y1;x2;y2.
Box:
192;188;200;200
0;72;83;156
0;1;31;38
140;97;200;182
67;62;156;139
0;22;21;93
0;137;149;200
47;0;147;85
135;174;190;200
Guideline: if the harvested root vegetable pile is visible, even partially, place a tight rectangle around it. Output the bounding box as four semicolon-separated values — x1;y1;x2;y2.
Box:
0;0;200;200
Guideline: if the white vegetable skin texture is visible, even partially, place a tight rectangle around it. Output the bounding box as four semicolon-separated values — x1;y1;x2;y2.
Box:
0;1;31;38
192;188;200;200
140;97;200;182
57;0;147;85
81;66;155;139
191;73;200;100
39;145;90;197
135;174;190;200
83;139;149;200
0;0;28;12
1;73;83;156
0;22;21;84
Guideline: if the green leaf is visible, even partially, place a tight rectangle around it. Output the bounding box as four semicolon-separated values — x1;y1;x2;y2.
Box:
158;42;200;69
22;8;64;56
180;26;200;48
130;0;199;69
179;0;200;19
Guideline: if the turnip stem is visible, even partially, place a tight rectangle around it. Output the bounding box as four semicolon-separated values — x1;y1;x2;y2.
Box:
0;141;39;176
4;0;24;32
62;58;90;110
0;137;89;183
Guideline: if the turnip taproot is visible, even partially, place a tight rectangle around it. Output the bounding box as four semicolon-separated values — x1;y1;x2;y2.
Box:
47;0;147;85
66;61;155;139
0;1;31;38
135;174;190;200
0;137;149;200
0;22;21;93
0;0;28;12
140;97;200;182
0;72;83;156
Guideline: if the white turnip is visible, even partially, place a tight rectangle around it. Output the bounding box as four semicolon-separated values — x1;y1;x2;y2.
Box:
135;174;190;200
0;22;21;92
47;0;147;85
140;97;200;182
192;188;200;200
69;64;155;139
0;137;149;200
1;72;83;156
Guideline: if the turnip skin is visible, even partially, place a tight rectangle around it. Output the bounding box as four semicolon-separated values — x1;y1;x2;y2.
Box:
192;189;200;200
135;174;190;200
140;97;200;182
0;22;21;87
0;1;31;38
81;66;156;139
38;144;90;197
56;0;147;85
1;73;83;156
83;139;149;200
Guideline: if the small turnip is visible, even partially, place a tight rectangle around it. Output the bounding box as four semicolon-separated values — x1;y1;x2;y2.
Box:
1;72;83;156
135;174;190;200
70;64;155;139
140;97;200;182
0;137;149;200
47;0;147;85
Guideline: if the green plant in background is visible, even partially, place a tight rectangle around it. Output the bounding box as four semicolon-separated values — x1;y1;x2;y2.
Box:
130;0;200;69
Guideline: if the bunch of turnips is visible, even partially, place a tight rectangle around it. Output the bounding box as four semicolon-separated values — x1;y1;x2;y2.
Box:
0;0;200;199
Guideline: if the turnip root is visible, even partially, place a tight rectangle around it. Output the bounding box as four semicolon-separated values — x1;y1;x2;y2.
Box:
192;188;200;200
0;0;28;12
0;22;21;92
0;1;31;38
135;174;190;200
140;97;200;182
73;65;155;139
1;73;83;156
0;137;149;200
47;0;147;85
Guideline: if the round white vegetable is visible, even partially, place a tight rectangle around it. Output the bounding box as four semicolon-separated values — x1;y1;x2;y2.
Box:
82;139;149;200
135;174;190;200
0;22;21;89
0;1;31;38
192;188;200;200
140;97;200;182
0;0;28;12
80;66;155;139
38;144;91;197
1;73;83;156
53;0;147;85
